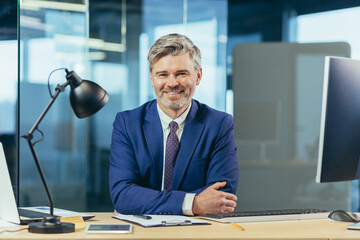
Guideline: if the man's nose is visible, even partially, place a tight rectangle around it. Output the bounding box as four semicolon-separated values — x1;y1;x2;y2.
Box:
167;75;179;87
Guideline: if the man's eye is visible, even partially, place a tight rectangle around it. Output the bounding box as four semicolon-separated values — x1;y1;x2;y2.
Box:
158;74;167;77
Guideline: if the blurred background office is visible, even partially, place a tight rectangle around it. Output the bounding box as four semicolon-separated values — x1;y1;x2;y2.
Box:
0;0;359;212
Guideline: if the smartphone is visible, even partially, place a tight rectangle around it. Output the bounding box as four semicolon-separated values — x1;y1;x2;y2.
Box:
85;224;132;234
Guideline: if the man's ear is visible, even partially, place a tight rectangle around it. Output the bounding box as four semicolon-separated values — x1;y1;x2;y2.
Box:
196;68;202;85
150;75;154;87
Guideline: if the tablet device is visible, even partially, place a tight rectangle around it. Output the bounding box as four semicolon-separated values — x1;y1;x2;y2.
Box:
85;223;132;233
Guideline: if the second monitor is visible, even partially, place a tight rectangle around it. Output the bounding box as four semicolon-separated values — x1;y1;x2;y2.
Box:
316;56;360;183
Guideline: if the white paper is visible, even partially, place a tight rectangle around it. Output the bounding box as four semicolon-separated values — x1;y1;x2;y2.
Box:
114;213;209;227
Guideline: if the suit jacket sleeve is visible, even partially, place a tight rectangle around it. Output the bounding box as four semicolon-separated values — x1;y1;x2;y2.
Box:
204;113;238;194
180;112;238;195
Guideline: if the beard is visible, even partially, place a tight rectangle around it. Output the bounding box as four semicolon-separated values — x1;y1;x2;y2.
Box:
155;88;192;110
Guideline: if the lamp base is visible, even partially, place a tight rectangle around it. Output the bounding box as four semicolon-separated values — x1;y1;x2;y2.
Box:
28;216;75;234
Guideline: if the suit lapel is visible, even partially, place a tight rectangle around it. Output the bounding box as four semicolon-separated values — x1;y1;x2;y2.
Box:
173;100;204;189
143;101;163;190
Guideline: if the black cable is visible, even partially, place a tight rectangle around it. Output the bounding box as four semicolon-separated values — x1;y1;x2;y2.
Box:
47;67;67;98
33;128;45;146
0;227;28;234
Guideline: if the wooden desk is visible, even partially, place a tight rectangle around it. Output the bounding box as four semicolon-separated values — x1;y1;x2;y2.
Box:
0;213;359;239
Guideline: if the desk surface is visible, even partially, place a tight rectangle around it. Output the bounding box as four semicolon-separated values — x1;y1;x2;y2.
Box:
0;212;359;239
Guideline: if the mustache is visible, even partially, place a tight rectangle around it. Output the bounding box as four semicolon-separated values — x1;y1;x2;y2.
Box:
163;87;184;92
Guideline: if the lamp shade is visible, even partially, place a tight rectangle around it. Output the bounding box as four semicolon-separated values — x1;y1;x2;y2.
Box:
66;70;109;118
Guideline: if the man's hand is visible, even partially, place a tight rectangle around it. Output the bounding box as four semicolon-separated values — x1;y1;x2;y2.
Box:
192;181;237;215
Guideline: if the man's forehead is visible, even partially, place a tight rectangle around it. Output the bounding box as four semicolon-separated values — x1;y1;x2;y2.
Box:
153;53;193;68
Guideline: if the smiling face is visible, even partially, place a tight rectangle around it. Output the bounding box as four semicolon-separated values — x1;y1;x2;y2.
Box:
150;52;202;119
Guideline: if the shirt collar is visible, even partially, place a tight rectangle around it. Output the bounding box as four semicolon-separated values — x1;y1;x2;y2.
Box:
157;101;192;130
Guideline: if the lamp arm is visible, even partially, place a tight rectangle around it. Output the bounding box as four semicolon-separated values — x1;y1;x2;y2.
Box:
21;80;70;216
24;138;55;215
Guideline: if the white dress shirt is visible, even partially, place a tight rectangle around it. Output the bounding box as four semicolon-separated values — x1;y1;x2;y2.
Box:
157;102;195;216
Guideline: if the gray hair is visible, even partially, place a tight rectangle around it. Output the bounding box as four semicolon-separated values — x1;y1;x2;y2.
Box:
148;33;201;73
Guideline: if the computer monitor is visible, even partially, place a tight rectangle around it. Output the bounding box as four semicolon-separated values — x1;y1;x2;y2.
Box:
316;56;360;183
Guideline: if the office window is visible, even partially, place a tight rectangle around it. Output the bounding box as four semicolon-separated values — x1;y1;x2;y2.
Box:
18;0;227;211
19;0;89;210
140;0;227;110
297;7;360;211
0;0;18;203
0;41;17;134
298;7;360;58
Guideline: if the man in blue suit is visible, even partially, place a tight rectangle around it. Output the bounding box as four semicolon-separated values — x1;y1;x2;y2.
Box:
109;34;239;215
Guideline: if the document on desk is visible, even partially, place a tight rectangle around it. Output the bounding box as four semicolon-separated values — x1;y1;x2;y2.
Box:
113;213;210;227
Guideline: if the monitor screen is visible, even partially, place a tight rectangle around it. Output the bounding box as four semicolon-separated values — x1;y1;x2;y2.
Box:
316;57;360;183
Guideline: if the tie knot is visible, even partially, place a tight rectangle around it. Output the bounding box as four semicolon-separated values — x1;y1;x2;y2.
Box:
169;121;178;133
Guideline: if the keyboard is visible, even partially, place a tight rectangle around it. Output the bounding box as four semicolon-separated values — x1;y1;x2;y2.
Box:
200;209;331;223
18;208;51;219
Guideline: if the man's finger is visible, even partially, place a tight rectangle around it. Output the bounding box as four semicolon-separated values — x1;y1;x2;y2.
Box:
223;199;237;208
221;206;235;213
224;192;237;201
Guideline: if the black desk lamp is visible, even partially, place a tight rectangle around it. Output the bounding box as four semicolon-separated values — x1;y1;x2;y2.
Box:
22;69;109;233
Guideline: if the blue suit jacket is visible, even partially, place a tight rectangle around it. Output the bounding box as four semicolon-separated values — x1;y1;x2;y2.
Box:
109;99;239;215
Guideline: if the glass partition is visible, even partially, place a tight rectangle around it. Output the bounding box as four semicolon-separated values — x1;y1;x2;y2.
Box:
19;0;90;210
19;0;227;211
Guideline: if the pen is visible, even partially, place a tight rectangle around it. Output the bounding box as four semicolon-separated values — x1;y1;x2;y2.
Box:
231;222;244;231
133;215;152;220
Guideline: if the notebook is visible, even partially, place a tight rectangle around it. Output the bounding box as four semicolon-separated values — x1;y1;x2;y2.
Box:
0;142;94;225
